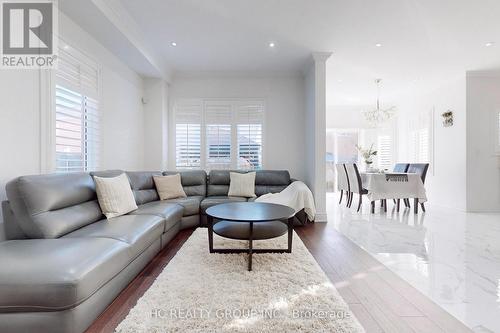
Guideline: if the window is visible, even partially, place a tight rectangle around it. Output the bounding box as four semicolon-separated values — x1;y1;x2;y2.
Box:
418;127;430;162
408;111;432;163
55;45;99;172
175;100;202;169
175;124;201;169
409;127;430;162
377;134;393;170
174;99;264;170
238;124;262;169
325;129;360;193
236;103;264;169
205;102;232;169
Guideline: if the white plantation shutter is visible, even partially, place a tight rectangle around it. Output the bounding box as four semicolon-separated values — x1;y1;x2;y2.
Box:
57;48;99;99
55;45;100;172
409;130;418;162
409;128;430;163
205;102;232;169
377;134;392;170
236;102;264;170
418;128;430;162
173;99;265;170
408;112;432;164
175;101;202;169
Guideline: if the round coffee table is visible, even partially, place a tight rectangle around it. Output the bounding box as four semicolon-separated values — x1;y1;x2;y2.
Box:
206;202;295;271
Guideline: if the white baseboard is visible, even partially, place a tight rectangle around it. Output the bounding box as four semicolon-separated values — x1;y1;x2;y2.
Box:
314;212;328;222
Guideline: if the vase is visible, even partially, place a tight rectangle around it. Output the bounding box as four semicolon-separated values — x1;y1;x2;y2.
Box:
365;161;374;172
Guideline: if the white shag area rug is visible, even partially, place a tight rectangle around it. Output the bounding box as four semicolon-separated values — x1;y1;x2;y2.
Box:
116;229;365;333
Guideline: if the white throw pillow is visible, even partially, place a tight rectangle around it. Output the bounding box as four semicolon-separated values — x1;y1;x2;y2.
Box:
228;172;257;198
94;173;138;219
153;174;187;200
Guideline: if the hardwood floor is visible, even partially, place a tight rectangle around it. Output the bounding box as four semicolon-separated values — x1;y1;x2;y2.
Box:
86;224;471;333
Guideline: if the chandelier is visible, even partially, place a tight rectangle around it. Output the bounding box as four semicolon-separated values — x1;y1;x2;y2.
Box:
363;79;396;126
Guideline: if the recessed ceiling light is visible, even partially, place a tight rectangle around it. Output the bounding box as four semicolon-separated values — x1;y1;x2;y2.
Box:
485;42;494;47
171;42;177;47
337;79;343;83
269;42;275;48
63;45;69;50
375;43;382;47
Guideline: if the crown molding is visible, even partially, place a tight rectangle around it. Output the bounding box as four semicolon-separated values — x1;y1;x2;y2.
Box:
312;52;333;63
301;52;333;76
172;70;305;80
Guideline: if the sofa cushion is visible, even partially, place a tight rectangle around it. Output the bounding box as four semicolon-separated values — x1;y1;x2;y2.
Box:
207;170;291;197
63;215;164;259
5;173;103;239
163;170;207;196
94;174;138;219
128;201;183;232
207;170;235;196
255;170;291;185
200;196;247;214
228;172;256;198
90;170;124;178
153;174;187;200
0;238;130;312
126;171;162;205
163;195;203;216
255;170;290;196
254;184;289;196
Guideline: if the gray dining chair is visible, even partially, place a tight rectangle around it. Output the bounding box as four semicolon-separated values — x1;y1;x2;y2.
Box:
393;163;410;173
345;163;368;212
336;163;349;205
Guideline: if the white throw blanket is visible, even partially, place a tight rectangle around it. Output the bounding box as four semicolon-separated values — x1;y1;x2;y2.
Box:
255;181;316;220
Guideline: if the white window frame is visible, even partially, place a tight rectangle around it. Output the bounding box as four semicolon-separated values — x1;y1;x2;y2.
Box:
377;132;394;170
172;98;265;170
204;100;234;170
407;108;434;174
41;39;101;173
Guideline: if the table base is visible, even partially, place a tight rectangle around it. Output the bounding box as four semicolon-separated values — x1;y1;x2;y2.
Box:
208;217;294;271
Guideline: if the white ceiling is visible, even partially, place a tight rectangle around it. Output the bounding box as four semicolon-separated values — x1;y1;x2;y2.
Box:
114;0;500;105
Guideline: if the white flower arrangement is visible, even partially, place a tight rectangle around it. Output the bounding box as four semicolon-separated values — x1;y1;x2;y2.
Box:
355;144;377;165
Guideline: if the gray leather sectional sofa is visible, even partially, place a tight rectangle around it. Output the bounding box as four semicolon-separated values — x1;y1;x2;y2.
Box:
0;169;304;333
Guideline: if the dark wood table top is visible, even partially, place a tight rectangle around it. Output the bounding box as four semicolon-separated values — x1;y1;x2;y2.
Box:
205;202;295;222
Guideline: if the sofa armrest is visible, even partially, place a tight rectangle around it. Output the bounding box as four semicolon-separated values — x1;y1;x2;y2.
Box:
1;201;27;240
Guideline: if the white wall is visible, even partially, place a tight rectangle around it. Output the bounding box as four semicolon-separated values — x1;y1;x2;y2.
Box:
466;73;500;211
0;71;41;241
0;13;145;240
168;73;307;181
326;105;372;129
100;68;144;170
143;78;169;170
396;74;467;210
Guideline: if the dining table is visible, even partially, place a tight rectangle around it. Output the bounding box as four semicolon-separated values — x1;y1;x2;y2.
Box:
360;172;427;212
